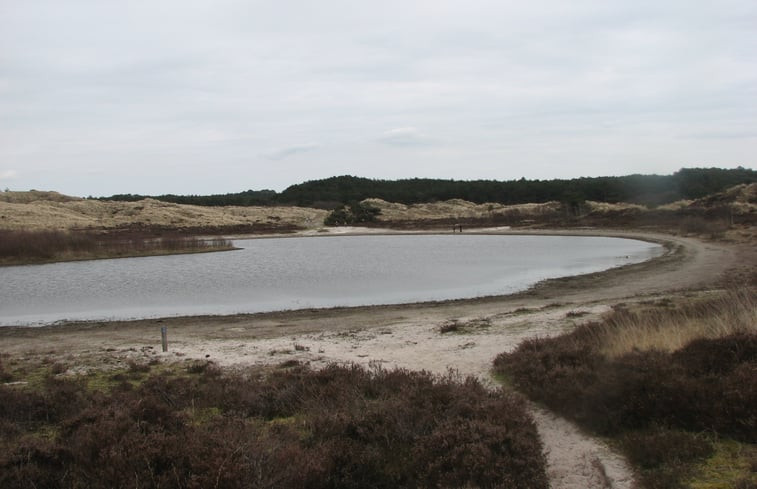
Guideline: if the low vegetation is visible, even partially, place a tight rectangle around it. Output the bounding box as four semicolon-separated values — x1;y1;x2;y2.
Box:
324;201;382;226
595;291;757;358
4;174;755;234
494;290;757;489
0;362;547;489
0;229;234;266
439;318;492;334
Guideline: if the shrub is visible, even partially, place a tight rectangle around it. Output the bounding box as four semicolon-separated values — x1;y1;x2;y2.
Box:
678;216;730;236
495;331;757;439
0;363;547;489
620;429;713;470
619;430;714;489
494;294;757;488
324;202;381;226
0;358;13;383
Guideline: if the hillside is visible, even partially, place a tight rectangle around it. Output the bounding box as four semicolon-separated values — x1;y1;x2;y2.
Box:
0;191;664;232
0;194;327;233
2;182;755;234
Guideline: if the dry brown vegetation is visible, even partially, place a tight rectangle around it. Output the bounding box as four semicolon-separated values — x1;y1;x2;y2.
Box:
0;191;327;232
494;289;757;489
4;184;756;236
594;291;757;358
0;191;327;264
0;362;547;489
0;229;234;266
363;198;565;223
364;183;757;231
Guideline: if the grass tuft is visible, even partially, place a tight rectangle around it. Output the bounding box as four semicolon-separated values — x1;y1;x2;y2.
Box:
439;318;491;334
588;290;756;358
688;440;757;489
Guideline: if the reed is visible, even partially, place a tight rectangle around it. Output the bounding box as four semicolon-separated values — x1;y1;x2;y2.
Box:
0;229;234;265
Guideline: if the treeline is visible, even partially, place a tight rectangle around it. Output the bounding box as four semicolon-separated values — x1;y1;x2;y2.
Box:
99;167;756;208
102;189;278;206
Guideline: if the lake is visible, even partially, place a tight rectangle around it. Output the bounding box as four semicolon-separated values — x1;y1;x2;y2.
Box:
0;234;663;326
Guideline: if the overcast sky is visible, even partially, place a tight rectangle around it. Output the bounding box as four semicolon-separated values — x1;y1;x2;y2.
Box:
1;1;755;196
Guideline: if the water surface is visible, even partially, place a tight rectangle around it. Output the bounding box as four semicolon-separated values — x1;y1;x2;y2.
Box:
0;234;663;326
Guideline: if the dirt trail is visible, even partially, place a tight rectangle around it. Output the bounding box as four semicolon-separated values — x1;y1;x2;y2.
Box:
1;229;746;489
170;303;634;489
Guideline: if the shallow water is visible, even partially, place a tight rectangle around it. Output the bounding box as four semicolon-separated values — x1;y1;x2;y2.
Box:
0;234;663;326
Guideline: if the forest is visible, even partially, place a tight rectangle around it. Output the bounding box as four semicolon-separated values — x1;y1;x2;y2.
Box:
100;167;756;208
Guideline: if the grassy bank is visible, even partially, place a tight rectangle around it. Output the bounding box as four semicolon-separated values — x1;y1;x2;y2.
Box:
494;290;757;489
0;361;546;489
0;229;235;266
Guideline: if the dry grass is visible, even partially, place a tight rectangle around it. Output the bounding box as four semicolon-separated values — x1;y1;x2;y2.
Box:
0;190;80;204
595;291;757;358
0;192;327;231
363;198;564;222
4;189;753;233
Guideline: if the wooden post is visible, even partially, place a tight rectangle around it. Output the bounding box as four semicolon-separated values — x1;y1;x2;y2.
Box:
161;326;168;352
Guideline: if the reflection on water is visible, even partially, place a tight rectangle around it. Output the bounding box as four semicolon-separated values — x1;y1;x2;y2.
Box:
0;234;663;326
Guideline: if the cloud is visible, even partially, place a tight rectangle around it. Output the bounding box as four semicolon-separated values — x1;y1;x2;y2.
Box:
264;143;319;161
687;131;757;140
0;1;755;196
0;170;18;181
378;127;433;147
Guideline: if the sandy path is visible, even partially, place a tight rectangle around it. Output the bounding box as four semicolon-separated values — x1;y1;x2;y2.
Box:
1;229;747;489
171;303;634;489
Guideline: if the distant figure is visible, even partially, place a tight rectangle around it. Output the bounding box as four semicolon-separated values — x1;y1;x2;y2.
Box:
459;224;463;233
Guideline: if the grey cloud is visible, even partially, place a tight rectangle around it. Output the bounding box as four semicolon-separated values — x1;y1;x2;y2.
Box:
0;0;754;196
0;170;18;181
687;131;757;140
264;143;320;161
378;128;433;147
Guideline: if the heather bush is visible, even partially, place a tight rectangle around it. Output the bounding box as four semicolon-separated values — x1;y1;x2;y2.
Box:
0;357;13;383
672;333;757;375
620;429;713;470
494;295;757;487
678;215;730;236
494;331;757;439
619;429;714;489
0;363;546;489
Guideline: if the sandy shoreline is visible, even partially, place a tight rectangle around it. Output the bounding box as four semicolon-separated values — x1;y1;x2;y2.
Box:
0;228;733;337
1;228;751;489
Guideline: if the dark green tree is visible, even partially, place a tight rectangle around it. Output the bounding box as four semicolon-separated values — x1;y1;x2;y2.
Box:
324;201;382;226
